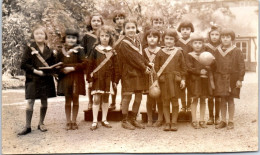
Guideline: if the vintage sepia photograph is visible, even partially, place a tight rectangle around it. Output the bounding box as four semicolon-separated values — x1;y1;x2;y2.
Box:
1;0;259;154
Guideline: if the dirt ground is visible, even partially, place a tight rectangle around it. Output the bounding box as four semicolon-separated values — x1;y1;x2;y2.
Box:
1;72;258;154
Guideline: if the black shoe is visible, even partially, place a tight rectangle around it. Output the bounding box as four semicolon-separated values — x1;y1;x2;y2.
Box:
101;121;112;128
163;123;171;131
171;123;178;131
38;124;48;132
90;122;98;131
215;121;227;129
121;120;135;130
227;122;234;130
108;104;116;111
18;127;31;135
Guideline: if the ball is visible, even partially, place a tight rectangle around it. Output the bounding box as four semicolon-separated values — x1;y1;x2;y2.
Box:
199;52;215;66
149;81;161;98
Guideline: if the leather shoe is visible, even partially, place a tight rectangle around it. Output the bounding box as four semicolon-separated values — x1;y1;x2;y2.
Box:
18;127;31;135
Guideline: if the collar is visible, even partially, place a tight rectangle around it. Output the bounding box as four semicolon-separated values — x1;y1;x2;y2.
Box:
179;37;191;45
96;45;112;51
217;45;236;57
162;47;177;55
188;51;200;62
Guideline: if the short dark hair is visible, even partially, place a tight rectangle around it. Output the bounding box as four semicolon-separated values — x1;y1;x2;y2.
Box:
220;28;235;41
62;29;80;44
177;21;194;32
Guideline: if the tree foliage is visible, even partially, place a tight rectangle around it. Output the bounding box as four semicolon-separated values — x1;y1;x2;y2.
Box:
2;0;237;76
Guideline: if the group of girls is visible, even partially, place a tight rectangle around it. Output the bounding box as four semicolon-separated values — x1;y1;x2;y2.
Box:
18;11;245;135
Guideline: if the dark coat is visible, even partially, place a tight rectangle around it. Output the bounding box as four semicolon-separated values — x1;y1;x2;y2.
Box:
56;45;86;97
87;45;120;94
116;36;150;93
186;51;213;97
154;47;187;100
20;42;56;99
212;45;245;98
81;32;98;57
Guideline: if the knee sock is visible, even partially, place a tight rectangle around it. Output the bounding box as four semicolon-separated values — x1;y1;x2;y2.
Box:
102;102;109;122
39;98;48;125
208;98;214;118
112;86;117;104
180;89;186;109
228;97;235;122
92;104;100;123
146;96;154;122
88;87;93;104
121;95;131;115
220;97;227;122
157;99;164;121
25;99;34;128
215;98;220;118
191;98;198;122
72;96;79;123
163;99;171;124
200;98;206;122
171;98;179;123
132;93;142;114
187;89;192;108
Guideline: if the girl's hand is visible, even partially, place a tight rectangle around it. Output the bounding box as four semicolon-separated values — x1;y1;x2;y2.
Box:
145;66;152;74
149;62;154;68
200;69;207;75
33;69;45;76
180;80;185;89
89;82;93;88
236;80;242;88
62;67;75;74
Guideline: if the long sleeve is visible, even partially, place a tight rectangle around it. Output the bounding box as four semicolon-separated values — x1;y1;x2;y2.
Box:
118;41;147;72
111;53;120;84
179;51;187;80
20;45;34;73
86;49;96;82
237;48;246;81
186;54;201;75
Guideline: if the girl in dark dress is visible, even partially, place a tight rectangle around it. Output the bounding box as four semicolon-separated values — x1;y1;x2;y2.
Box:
19;25;56;135
204;24;222;125
56;29;86;130
143;28;163;127
187;34;213;129
81;12;104;111
87;25;120;130
154;29;186;131
117;18;152;130
214;29;245;130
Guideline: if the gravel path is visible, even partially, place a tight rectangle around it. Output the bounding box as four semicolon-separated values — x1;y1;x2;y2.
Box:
1;72;258;154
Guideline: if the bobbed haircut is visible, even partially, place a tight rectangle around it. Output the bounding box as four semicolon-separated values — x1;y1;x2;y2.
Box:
220;28;235;41
162;28;179;43
96;25;115;47
190;33;204;43
177;21;194;33
62;29;80;44
31;24;48;40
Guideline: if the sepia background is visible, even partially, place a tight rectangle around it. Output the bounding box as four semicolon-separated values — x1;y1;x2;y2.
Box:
2;0;259;154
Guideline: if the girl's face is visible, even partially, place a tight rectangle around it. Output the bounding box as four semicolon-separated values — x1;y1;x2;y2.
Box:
164;35;175;47
180;27;191;38
221;35;232;46
65;35;77;47
147;34;159;47
91;16;102;30
99;31;110;46
33;28;46;43
192;41;203;52
124;22;136;38
210;30;220;43
115;16;125;27
152;20;164;31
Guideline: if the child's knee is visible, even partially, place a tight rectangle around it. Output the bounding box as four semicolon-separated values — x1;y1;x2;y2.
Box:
41;98;48;108
93;95;101;105
26;99;35;111
102;94;109;103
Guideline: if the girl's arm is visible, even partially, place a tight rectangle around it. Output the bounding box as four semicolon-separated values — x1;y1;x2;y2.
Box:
20;45;35;73
119;42;147;72
237;48;246;81
86;49;96;83
186;54;201;75
111;53;120;84
179;51;187;80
